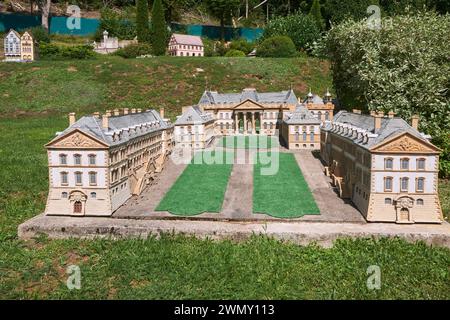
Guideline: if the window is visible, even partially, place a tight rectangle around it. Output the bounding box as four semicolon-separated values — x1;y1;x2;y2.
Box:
385;198;392;204
400;158;409;170
59;154;67;165
384;177;393;192
384;158;393;170
416;199;424;205
417;158;426;170
75;172;82;185
303;132;307;141
89;172;97;185
74;154;82;165
90;192;97;199
88;154;96;165
61;192;68;198
295;132;299;141
73;201;82;213
416;177;425;192
325;112;329;120
400;177;409;192
60;172;68;185
310;132;314;142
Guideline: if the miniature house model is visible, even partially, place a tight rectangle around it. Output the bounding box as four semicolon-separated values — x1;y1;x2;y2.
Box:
168;33;204;57
93;30;138;54
4;29;35;62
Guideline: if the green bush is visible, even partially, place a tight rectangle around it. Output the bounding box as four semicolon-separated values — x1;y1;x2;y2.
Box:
38;43;95;59
150;0;169;55
202;38;216;57
27;26;50;44
262;12;321;51
114;43;153;58
95;7;136;40
136;0;150;42
324;12;450;176
225;49;246;57
256;36;297;58
229;38;253;55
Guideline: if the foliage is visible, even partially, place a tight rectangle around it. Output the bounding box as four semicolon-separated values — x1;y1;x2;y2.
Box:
114;43;153;58
96;7;136;40
257;35;297;58
204;0;241;40
323;0;380;26
309;0;325;31
225;49;246;57
26;26;50;44
150;0;169;55
38;43;95;59
262;12;321;51
324;12;450;176
136;0;151;42
229;38;254;55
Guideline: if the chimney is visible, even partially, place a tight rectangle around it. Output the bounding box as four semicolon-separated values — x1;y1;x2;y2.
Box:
123;108;129;115
69;112;76;126
160;108;165;119
131;108;136;114
102;113;109;129
388;111;395;119
411;114;419;130
137;108;142;113
374;112;382;133
93;112;100;118
352;109;361;114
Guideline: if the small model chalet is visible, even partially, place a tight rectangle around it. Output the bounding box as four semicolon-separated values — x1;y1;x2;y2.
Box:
168;33;204;57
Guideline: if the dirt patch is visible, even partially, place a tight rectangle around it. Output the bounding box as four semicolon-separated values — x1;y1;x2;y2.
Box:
67;66;78;72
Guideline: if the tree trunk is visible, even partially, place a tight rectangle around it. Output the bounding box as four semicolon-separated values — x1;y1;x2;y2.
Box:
39;0;51;31
220;17;225;41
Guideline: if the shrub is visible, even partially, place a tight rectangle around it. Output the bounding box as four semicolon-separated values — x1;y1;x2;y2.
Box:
202;38;216;57
38;43;95;59
323;0;379;25
225;49;246;57
262;12;321;51
27;26;50;43
150;0;168;55
114;43;153;58
136;0;150;42
95;7;136;40
256;36;297;58
324;12;450;176
229;38;253;55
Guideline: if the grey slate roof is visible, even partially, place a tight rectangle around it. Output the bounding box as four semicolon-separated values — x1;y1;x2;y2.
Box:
198;88;298;105
322;110;431;150
55;110;171;147
304;94;325;104
283;104;321;125
175;106;214;125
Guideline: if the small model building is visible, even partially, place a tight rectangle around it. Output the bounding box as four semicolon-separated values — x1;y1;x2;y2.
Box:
321;110;443;224
3;29;34;62
44;108;174;216
168;33;204;57
174;106;215;149
93;30;138;54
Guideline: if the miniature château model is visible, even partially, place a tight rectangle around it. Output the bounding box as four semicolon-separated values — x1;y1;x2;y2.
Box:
168;33;204;57
321;110;443;224
175;88;333;149
3;29;35;62
174;106;215;148
44;108;174;216
93;30;137;54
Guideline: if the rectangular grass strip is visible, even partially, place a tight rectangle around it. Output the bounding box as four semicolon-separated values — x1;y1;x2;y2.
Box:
156;151;233;216
217;135;279;149
253;152;320;218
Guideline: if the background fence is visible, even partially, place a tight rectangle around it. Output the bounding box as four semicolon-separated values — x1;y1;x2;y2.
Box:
0;13;263;41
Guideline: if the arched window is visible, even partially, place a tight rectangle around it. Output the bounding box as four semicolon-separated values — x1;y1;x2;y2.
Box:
417;158;426;170
416;177;425;192
295;132;299;141
303;132;307;141
75;172;82;185
60;172;68;185
59;154;67;165
400;158;409;170
385;198;392;204
310;132;314;142
400;177;409;192
384;177;393;192
416;199;424;205
73;201;82;213
88;154;96;165
89;172;97;186
325;112;330;120
384;158;393;170
74;154;82;165
90;192;97;199
61;192;68;198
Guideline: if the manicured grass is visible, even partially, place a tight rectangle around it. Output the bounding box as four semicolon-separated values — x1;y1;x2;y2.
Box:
253;152;320;218
155;151;233;215
217;135;279;149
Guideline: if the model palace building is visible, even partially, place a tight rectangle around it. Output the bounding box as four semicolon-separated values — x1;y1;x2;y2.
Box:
43;88;443;224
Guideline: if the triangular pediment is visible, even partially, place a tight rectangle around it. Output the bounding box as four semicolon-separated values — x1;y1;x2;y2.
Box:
371;132;440;154
46;129;108;149
232;99;265;110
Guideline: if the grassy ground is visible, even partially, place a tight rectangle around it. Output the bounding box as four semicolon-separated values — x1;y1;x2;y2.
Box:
0;57;449;299
253;153;320;218
155;151;233;215
217;135;279;149
0;55;332;120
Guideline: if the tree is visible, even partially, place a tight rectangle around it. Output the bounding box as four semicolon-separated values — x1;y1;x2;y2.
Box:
204;0;240;41
36;0;51;31
324;0;379;25
309;0;325;31
136;0;151;42
150;0;168;55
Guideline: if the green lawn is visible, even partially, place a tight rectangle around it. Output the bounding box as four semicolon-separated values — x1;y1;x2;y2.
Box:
0;56;449;299
217;135;279;149
155;151;233;215
253;152;320;218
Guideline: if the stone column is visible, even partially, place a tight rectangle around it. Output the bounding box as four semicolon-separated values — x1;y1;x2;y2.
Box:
251;112;256;134
234;113;239;134
243;112;247;134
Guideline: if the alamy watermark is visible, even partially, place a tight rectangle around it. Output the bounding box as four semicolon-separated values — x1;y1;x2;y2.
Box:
66;264;81;290
367;5;393;30
66;5;81;30
366;265;381;290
